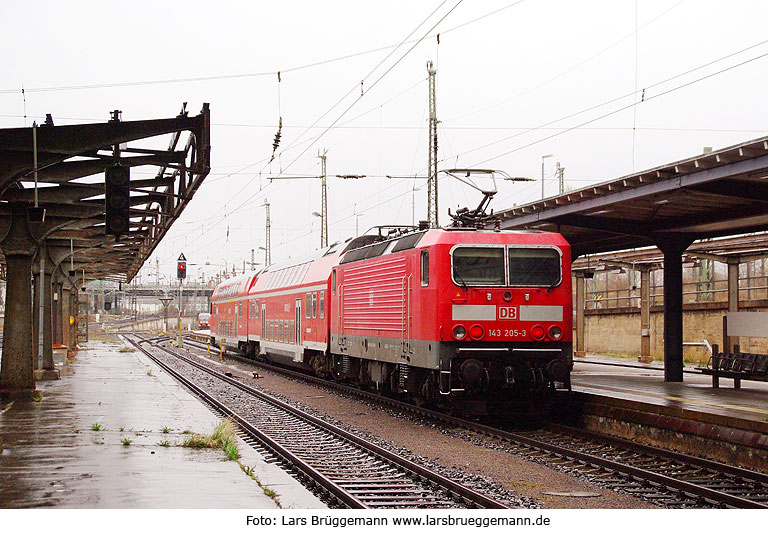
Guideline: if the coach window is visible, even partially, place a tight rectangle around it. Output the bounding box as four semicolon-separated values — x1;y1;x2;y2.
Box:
254;300;259;319
312;292;317;318
332;270;337;295
420;249;429;286
319;291;325;318
305;293;311;318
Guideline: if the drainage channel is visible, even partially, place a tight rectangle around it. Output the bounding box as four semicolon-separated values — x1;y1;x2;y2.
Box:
125;333;509;510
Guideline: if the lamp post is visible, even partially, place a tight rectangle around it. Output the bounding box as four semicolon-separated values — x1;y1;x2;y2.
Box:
541;154;553;199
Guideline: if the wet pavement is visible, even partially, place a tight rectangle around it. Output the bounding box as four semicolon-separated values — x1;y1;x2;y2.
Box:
573;354;768;430
0;337;324;508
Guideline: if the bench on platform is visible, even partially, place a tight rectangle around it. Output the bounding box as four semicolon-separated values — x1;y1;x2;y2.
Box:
696;311;768;388
696;344;768;388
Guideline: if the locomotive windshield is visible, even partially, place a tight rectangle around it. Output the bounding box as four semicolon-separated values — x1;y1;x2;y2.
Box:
452;245;561;287
452;246;505;286
508;247;561;286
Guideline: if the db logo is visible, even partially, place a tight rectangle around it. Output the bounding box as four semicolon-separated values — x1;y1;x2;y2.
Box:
498;306;518;320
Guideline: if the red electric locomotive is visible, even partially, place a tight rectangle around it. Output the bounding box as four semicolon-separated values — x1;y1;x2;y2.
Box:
211;176;573;415
328;225;572;414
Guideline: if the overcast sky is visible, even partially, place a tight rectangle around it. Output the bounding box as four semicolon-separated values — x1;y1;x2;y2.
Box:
3;0;767;284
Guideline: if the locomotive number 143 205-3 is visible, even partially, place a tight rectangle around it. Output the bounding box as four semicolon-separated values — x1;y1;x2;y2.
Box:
487;328;527;338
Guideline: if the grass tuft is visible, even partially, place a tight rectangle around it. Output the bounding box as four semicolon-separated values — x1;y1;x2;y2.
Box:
222;437;240;461
91;423;103;432
118;346;135;353
179;418;240;460
239;464;281;507
160;426;172;434
121;438;132;446
157;440;171;447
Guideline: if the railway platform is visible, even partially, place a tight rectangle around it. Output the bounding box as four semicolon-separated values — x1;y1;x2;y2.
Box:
0;335;324;509
570;355;768;470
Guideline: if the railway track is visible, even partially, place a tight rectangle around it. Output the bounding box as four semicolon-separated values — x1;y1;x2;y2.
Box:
182;333;768;508
124;332;510;509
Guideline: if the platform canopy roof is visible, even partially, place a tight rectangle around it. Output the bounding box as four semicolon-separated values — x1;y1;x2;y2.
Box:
494;135;768;258
0;103;210;283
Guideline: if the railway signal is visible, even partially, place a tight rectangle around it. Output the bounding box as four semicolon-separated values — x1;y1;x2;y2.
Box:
105;165;130;237
177;253;187;279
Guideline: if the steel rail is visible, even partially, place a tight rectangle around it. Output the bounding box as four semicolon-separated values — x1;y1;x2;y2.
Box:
546;423;768;487
184;334;768;508
123;334;367;508
131;333;509;509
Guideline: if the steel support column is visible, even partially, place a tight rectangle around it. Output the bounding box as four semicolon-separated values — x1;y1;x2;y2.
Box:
574;271;586;357
639;267;652;363
656;235;695;382
726;258;740;352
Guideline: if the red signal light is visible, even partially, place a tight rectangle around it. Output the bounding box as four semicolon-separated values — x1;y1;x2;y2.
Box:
530;325;546;341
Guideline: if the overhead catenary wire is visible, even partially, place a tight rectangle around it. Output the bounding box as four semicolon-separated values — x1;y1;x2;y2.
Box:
0;1;525;97
162;0;464;263
169;38;768;265
439;37;768;168
444;0;687;124
131;6;764;272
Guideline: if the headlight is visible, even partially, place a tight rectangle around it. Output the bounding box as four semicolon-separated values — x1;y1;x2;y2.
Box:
549;325;562;340
453;325;466;340
530;325;545;341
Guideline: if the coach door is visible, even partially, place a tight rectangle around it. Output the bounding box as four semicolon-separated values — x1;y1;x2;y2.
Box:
294;299;302;362
261;302;266;342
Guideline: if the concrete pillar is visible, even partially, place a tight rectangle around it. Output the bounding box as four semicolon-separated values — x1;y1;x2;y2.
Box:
68;288;80;356
52;281;63;346
574;272;586;358
638;267;652;363
0;253;35;395
656;235;694;382
726;258;740;352
31;267;55;377
33;272;41;368
60;287;71;349
42;274;53;371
